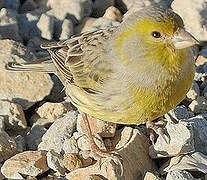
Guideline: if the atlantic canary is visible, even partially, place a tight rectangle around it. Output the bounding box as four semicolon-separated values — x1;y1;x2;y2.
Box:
6;5;199;171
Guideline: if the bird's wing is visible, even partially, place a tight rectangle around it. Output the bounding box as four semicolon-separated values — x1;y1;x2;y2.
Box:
41;28;116;92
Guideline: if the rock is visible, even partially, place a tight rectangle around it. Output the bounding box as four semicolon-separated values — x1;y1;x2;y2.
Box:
166;170;196;180
85;17;120;31
0;0;20;11
63;153;83;171
17;11;41;41
14;135;26;153
62;136;79;154
37;13;55;40
46;0;93;23
0;100;27;132
183;115;207;155
74;17;96;34
0;131;17;163
77;114;116;138
0;163;5;180
25;125;47;150
0;40;53;109
189;96;207;114
149;121;194;158
38;111;78;153
20;0;39;13
103;6;122;22
144;171;162;180
186;82;200;100
196;55;207;66
165;105;193;121
171;0;207;41
33;102;72;124
0;116;5;131
0;8;22;42
160;152;207;175
66;127;157;179
59;18;74;40
46;150;66;175
1;151;49;179
92;0;115;17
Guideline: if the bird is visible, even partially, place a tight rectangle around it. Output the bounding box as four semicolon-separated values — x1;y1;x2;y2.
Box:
6;5;199;175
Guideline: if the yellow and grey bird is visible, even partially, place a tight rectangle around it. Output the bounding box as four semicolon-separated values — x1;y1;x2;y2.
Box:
6;5;198;164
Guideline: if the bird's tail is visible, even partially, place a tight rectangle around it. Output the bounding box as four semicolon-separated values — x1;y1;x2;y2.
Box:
5;57;56;73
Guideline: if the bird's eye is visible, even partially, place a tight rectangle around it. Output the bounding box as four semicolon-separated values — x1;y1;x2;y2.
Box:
151;31;161;38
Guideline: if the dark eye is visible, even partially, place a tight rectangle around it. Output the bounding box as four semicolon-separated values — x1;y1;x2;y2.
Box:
151;31;161;38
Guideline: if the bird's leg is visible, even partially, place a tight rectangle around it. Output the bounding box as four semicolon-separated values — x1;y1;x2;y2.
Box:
146;119;170;145
82;113;123;175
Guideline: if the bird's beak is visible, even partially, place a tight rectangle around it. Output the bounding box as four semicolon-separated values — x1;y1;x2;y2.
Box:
172;28;199;49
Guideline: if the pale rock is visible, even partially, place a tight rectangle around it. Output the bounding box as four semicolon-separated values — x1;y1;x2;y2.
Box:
0;40;53;109
166;170;196;180
63;153;83;171
160;152;207;174
37;13;54;40
25;125;47;150
0;131;17;163
14;135;26;153
59;18;74;40
0;116;5;131
0;100;27;132
144;171;162;180
67;127;157;179
62;136;79;154
92;0;115;17
189;96;207;114
46;0;92;23
149;121;194;158
186;82;200;100
0;8;22;42
1;151;49;179
34;102;72;124
38;111;78;153
46;150;66;175
196;55;207;66
103;6;122;22
172;0;207;41
85;17;120;32
165;105;193;121
77;114;116;138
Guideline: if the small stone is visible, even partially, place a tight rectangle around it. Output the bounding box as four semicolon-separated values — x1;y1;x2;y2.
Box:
77;114;116;138
189;96;207;114
144;171;162;180
166;170;196;180
160;152;207;175
62;136;79;154
37;13;55;40
186;82;200;100
47;150;66;175
1;151;49;179
92;0;115;17
59;18;74;40
38;111;78;153
0;131;17;163
14;135;26;153
0;100;27;132
0;163;5;180
0;8;22;42
149;120;194;158
25;125;47;150
63;153;82;171
196;55;207;66
0;116;5;131
0;40;53;109
103;6;122;22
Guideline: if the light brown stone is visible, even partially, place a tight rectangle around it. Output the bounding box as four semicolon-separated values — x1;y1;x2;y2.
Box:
196;55;207;66
63;153;83;171
0;40;53;109
144;171;162;180
103;6;122;22
1;151;49;179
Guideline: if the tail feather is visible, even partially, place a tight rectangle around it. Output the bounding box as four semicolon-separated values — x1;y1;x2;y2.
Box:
5;57;56;73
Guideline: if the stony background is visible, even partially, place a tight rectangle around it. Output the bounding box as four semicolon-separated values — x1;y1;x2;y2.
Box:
0;0;207;179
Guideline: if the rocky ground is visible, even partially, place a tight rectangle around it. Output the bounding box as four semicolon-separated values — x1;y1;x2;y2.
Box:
0;0;207;179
